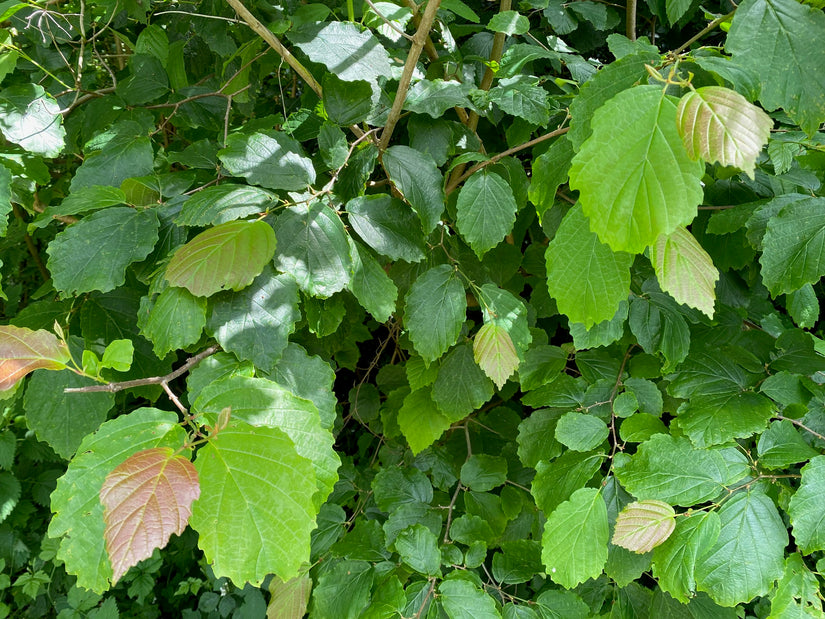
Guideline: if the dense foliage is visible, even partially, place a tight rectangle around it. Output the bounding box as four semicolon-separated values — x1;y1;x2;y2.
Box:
1;0;825;615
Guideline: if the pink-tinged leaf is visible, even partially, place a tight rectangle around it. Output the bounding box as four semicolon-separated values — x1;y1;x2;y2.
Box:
100;447;200;583
165;220;277;297
676;86;772;179
0;325;71;391
613;499;676;553
473;323;519;389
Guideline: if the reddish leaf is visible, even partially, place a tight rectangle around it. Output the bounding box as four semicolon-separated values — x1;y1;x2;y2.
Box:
0;325;71;391
100;447;200;583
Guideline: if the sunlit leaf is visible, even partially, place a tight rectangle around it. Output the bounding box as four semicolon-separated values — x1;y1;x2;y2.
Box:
100;447;200;584
0;325;70;391
612;500;676;553
651;227;719;317
473;323;519;389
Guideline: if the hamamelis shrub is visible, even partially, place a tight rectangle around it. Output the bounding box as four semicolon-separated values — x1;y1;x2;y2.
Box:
0;0;824;615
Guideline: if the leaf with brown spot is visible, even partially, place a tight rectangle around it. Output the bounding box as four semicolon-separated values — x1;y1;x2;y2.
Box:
100;447;200;583
0;325;71;391
613;499;676;553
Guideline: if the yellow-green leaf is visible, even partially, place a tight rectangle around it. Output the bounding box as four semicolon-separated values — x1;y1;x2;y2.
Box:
473;323;519;389
651;227;719;317
613;500;676;553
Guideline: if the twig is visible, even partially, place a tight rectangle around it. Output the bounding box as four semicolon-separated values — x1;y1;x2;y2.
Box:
152;10;242;23
378;0;441;151
225;0;323;98
776;415;825;443
364;0;414;41
64;346;220;393
673;10;736;55
626;0;637;41
442;482;464;543
445;125;570;194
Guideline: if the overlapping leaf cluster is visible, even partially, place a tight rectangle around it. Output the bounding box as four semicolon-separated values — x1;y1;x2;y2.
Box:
0;0;825;616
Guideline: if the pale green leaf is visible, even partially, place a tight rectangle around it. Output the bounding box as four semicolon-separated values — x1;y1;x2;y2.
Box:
788;456;825;554
192;375;339;507
207;267;299;372
474;323;519;389
47;208;160;296
760;197;825;296
695;489;788;606
166;220;276;297
273;201;352;298
48;408;186;592
267;574;312;619
190;421;317;583
726;0;825;135
542;487;608;588
545;205;633;328
676;86;771;178
651;227;719;317
140;286;206;357
612;500;676;553
0;84;65;157
569;86;705;253
432;343;494;421
456;171;518;258
652;511;721;603
397;387;452;454
477;283;532;357
382;145;445;233
218;131;315;191
404;265;466;363
24;370;114;459
346;195;426;262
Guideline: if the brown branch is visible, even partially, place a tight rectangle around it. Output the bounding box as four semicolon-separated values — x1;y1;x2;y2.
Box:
378;0;442;151
64;345;220;393
673;10;736;55
225;0;323;98
445;125;570;195
626;0;637;41
776;415;825;443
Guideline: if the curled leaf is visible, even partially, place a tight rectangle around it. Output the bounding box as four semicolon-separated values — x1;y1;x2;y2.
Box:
0;325;71;391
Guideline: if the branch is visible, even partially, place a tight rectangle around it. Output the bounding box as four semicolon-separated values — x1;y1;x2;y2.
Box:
64;346;220;393
224;0;323;99
673;10;736;55
776;415;825;443
626;0;637;40
445;125;570;195
378;0;441;151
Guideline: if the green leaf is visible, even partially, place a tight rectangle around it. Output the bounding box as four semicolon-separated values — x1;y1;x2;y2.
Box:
273;201;352;298
24;370;114;459
757;420;819;470
397;386;452;454
695;489;788;606
770;554;824;618
477;284;532;357
310;560;373;619
535;589;590;619
268;574;312;619
432;343;494;420
676;86;772;178
488;10;530;34
614;434;747;506
0;325;70;391
394;524;441;576
568;51;660;150
403;79;474;119
323;74;373;126
474;324;519;389
166;220;276;297
48;408;186;592
569;86;705;253
47;208;160;296
612;500;676;553
628;294;690;372
541;487;608;588
71;121;155;191
555;412;609;452
487;76;550;126
267;343;337;430
0;84;65;157
528;138;574;222
545;205;633;328
652;511;721;603
460;454;508;491
346;195;426;262
140;286;206;357
116;55;168;105
100;339;134;372
289;21;391;84
666;0;693;23
175;184;278;227
788;456;825;554
439;579;502;619
0;471;19;524
382;145;445;233
532;450;604;514
348;240;398;322
0;164;11;236
456;171;519;258
726;0;825;134
190;420;317;584
760;197;825;296
192;375;339;507
676;391;775;448
100;447;199;583
518;345;567;392
207;267;299;372
404;265;466;363
218;131;316;191
650;227;719;317
32;186;126;230
787;283;820;329
0;431;16;470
